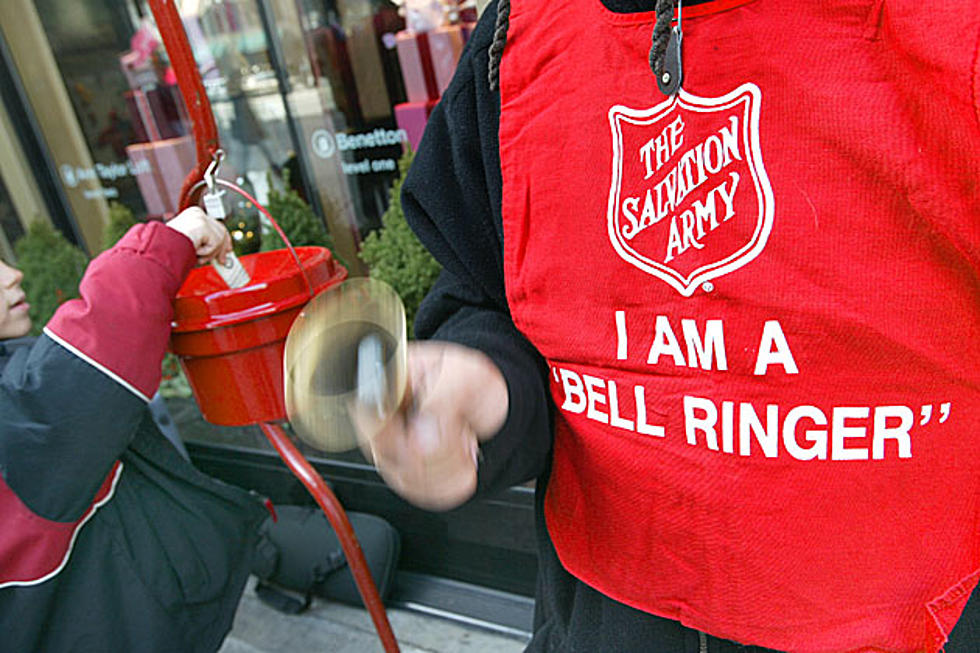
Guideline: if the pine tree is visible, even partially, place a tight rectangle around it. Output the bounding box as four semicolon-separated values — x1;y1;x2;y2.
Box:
13;221;88;335
261;174;337;253
358;149;441;337
103;201;141;250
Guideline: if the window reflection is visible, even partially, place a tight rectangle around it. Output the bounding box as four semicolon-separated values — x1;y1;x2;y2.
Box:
3;0;473;451
0;175;24;260
22;0;414;263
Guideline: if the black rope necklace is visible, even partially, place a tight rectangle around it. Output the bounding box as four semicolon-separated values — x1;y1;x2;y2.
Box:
650;0;683;95
488;0;511;91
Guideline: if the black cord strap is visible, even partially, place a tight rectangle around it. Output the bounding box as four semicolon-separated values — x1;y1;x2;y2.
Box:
488;0;511;91
650;0;683;95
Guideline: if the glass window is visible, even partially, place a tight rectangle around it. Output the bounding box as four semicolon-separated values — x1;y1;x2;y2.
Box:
0;175;24;262
11;0;415;266
2;0;474;455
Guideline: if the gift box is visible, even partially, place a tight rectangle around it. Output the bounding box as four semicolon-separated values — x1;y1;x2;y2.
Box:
126;143;165;215
145;85;188;140
125;90;161;142
394;100;438;150
119;50;158;91
126;86;188;144
395;30;439;103
427;25;465;96
126;136;196;217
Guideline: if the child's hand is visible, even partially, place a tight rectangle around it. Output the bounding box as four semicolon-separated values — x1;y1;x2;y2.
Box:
167;207;233;265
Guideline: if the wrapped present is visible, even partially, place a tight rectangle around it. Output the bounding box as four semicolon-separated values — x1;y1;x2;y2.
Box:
145;85;188;140
395;30;439;103
119;50;158;91
126;86;188;143
427;25;464;96
126;142;165;215
394;100;438;150
124;90;161;142
126;136;196;217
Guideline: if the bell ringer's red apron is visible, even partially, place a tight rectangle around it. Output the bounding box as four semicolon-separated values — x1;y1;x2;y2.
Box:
498;1;980;651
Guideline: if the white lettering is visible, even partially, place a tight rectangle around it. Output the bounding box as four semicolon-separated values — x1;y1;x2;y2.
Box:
621;197;641;239
831;407;870;461
336;128;407;152
634;385;665;437
684;395;720;451
583;374;609;424
754;321;799;375
782;405;827;461
607;381;635;430
615;310;628;360
681;319;727;371
715;172;739;221
559;369;586;413
647;315;686;366
554;367;664;437
739;403;779;457
682;398;917;461
872;405;913;459
662;174;740;262
639;115;685;178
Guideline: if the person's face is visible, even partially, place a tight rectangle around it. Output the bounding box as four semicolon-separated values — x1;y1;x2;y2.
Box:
0;259;31;339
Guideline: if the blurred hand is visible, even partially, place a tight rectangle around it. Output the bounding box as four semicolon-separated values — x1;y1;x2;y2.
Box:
166;207;233;265
359;341;508;511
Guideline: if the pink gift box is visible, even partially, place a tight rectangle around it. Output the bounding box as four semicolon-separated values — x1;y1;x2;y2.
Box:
126;136;196;217
126;87;188;144
395;100;438;151
427;25;465;96
395;30;439;103
119;50;158;91
126;143;166;216
125;90;161;142
145;85;188;140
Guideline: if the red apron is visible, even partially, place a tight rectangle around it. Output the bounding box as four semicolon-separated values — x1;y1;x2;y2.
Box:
498;1;980;651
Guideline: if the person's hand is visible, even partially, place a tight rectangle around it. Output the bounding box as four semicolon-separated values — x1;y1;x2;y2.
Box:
166;207;233;265
358;341;508;511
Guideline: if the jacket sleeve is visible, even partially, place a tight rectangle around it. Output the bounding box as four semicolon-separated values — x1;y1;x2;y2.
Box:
402;0;553;498
0;221;195;525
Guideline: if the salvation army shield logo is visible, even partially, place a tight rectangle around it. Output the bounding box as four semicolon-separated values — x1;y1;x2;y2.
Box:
606;83;774;296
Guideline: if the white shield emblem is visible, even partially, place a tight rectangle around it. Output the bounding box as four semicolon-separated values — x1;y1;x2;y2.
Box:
607;83;774;296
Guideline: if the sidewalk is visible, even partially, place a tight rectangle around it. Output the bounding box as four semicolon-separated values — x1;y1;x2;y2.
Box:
220;579;531;653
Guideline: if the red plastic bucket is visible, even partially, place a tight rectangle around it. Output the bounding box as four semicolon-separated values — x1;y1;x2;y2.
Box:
171;246;347;426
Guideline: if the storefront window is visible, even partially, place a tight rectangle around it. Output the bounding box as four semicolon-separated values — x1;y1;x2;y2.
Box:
0;0;473;453
290;0;408;240
1;0;413;265
0;176;24;262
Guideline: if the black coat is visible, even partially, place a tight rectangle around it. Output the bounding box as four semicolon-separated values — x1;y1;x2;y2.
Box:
0;224;266;652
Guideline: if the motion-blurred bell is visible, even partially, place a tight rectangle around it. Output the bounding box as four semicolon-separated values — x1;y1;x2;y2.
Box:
284;277;407;452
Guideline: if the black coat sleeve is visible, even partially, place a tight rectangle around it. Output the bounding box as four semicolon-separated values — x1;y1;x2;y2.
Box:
0;223;195;522
402;0;554;497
